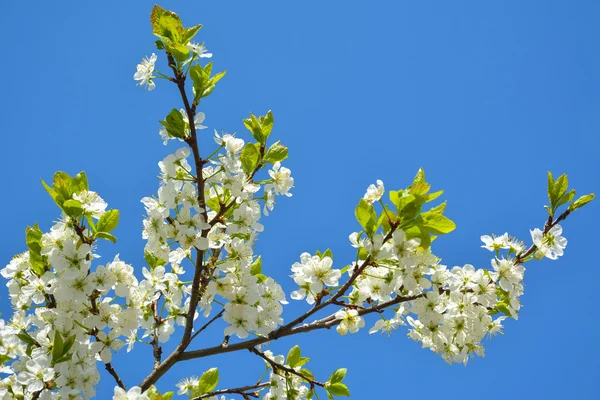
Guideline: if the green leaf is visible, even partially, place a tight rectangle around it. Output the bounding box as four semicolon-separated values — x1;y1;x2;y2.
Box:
296;357;311;367
328;368;347;384
206;196;221;212
167;42;190;63
42;179;62;206
62;199;84;218
206;70;227;91
286;345;301;368
243;113;265;143
355;199;377;235
96;232;117;243
62;334;76;355
547;171;555;206
52;331;64;365
428;201;447;215
412;168;426;186
261;110;274;140
423;190;443;203
241;143;260;175
404;225;431;250
250;256;262;275
145;252;166;269
552;174;568;206
25;223;43;255
17;330;36;346
299;368;314;381
556;189;575;208
182;24;202;44
264;141;289;164
198;368;219;395
323;248;333;260
417;211;456;235
569;193;595;211
160;109;186;139
327;383;350;397
97;210;120;233
71;171;89;194
53;171;73;202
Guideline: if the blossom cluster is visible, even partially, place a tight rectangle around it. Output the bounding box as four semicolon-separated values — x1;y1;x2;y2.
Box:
0;195;145;398
289;179;569;366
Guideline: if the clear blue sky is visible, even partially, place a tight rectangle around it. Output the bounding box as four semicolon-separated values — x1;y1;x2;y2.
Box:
1;1;599;398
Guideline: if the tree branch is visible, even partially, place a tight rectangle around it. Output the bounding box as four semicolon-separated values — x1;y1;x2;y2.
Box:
105;362;126;390
189;309;225;342
516;208;571;263
180;292;422;362
249;347;325;388
192;382;270;399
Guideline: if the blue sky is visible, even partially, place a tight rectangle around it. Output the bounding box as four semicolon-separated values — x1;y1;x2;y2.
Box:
1;1;599;398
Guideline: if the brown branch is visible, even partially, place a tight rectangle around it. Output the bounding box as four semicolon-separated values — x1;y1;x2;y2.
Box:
192;382;270;399
180;292;422;362
189;309;225;342
249;347;325;388
516;209;571;264
105;362;126;390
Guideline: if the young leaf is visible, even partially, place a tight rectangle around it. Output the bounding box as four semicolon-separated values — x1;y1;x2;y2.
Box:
53;171;73;202
328;368;347;384
25;224;43;255
241;143;260;174
96;232;117;243
71;171;89;194
327;383;350;397
52;331;64;365
261;110;274;139
62;199;84;218
355;199;377;235
569;193;595;211
42;179;62;206
264;141;289;164
417;211;456;235
250;256;262;275
243;113;266;143
198;368;219;395
286;345;301;368
97;210;120;233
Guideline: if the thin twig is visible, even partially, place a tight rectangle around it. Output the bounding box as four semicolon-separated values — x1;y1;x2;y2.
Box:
105;362;126;390
192;382;270;399
190;309;225;342
249;348;325;388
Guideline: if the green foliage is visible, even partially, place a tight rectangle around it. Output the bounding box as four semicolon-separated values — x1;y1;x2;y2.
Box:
355;199;377;236
264;140;289;164
326;383;350;397
250;256;262;275
96;232;117;243
190;63;227;102
160;109;187;140
286;345;301;368
243;111;274;144
569;193;595;212
147;386;175;400
241;142;261;174
25;223;47;276
96;210;120;234
547;172;595;216
145;252;167;270
328;368;347;384
196;368;219;396
51;331;76;366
